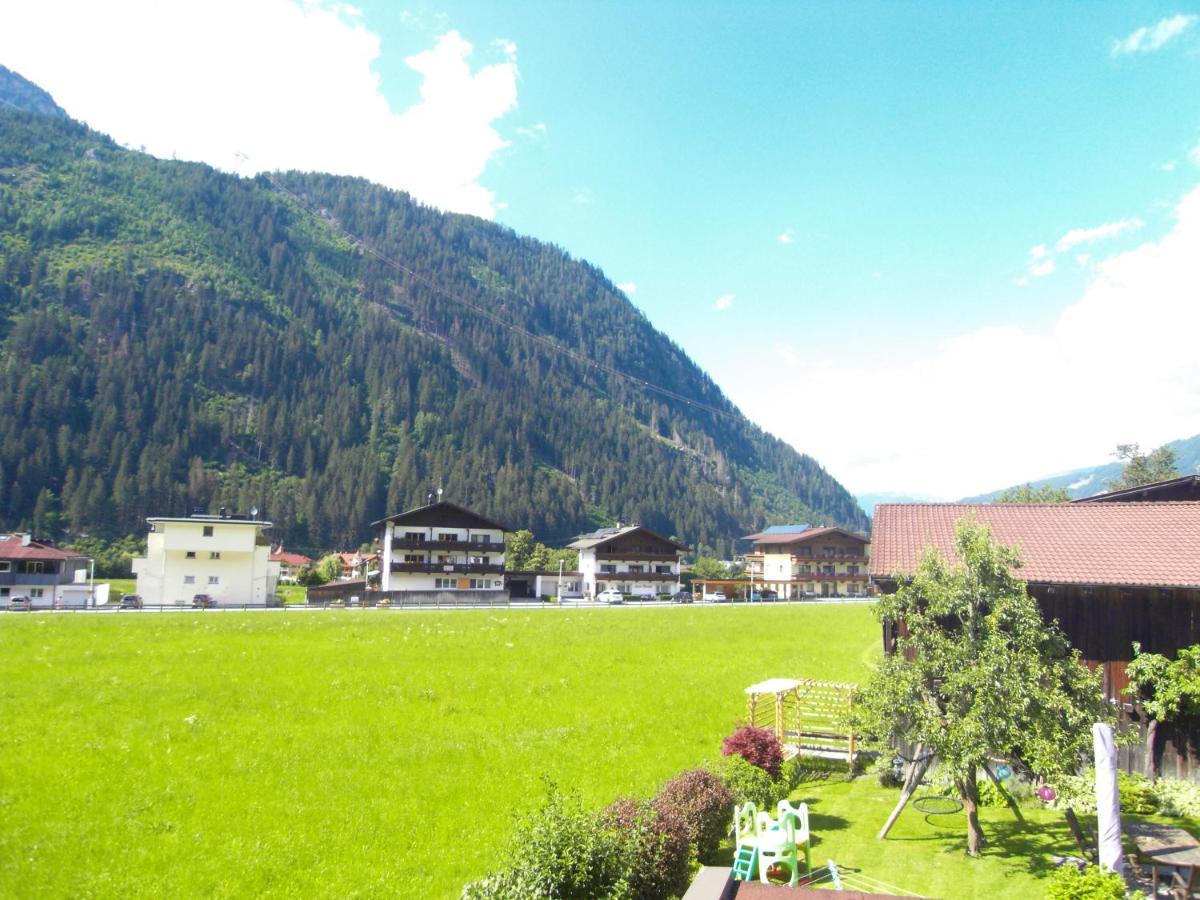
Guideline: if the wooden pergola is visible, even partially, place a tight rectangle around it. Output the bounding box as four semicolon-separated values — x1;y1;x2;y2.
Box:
745;678;859;769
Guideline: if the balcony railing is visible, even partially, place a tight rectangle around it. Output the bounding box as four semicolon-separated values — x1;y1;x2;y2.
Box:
392;537;502;552
391;562;505;575
593;551;679;562
597;572;680;583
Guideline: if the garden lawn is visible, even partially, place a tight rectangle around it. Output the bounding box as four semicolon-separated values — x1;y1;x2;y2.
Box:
0;603;877;898
767;776;1085;899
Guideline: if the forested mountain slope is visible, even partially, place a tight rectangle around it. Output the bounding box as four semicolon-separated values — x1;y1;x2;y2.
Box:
0;79;867;555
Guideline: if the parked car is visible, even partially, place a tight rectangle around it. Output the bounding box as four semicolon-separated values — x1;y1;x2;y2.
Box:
704;591;727;603
7;595;31;611
596;588;624;604
760;589;779;602
191;594;217;608
671;590;693;604
119;594;143;609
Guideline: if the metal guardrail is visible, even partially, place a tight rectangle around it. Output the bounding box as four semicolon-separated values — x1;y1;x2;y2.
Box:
0;596;872;614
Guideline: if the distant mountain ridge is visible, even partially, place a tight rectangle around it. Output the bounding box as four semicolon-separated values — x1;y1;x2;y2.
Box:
962;434;1200;502
856;491;941;516
0;65;66;118
0;66;867;555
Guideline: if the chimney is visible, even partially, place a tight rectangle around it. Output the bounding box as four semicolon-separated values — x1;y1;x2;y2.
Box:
21;533;31;546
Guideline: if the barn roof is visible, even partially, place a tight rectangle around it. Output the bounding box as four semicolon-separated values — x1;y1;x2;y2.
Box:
870;502;1200;588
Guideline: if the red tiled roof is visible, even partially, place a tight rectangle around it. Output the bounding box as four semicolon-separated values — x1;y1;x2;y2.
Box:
870;503;1200;588
270;549;313;566
0;535;86;561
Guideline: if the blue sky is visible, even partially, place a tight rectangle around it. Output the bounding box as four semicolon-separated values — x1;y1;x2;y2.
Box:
3;2;1199;498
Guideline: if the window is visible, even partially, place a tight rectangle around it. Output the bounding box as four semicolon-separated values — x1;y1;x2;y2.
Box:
798;564;811;574
628;565;643;573
847;565;859;575
823;565;835;575
31;588;43;599
21;561;45;574
439;532;457;542
655;565;671;574
208;576;219;585
0;562;9;573
601;564;616;574
404;554;423;563
798;547;812;557
823;547;835;558
185;551;196;559
435;578;457;589
0;587;8;596
184;575;195;585
404;531;424;542
209;552;221;560
469;578;485;589
203;526;214;537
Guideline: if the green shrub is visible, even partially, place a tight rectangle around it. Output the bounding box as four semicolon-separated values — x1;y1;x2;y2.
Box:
1117;771;1157;815
653;768;734;863
865;754;902;788
1152;777;1200;817
718;753;780;809
975;778;1011;808
601;798;691;900
1044;863;1135;900
1053;770;1158;816
462;785;631;899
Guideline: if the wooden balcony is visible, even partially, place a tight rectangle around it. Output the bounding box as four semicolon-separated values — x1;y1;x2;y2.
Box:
593;551;679;562
392;537;502;552
390;562;505;575
597;571;679;582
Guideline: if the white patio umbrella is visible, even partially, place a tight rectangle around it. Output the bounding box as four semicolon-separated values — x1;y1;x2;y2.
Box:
1093;722;1124;874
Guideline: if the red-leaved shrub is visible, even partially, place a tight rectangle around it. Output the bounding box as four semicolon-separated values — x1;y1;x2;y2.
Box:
721;726;783;779
601;797;691;900
653;768;735;862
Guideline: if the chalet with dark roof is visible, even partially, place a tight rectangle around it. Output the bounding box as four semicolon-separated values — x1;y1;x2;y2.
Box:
568;525;688;599
375;501;511;594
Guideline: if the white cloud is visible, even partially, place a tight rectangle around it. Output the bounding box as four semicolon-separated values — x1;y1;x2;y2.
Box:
713;294;735;312
1022;217;1143;279
1055;217;1143;252
616;281;636;295
1111;14;1197;56
1161;161;1178;172
0;1;519;218
730;184;1200;499
1029;257;1056;278
777;229;795;245
516;122;548;139
573;188;594;205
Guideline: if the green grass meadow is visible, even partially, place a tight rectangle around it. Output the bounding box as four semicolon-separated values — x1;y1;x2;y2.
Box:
0;604;879;897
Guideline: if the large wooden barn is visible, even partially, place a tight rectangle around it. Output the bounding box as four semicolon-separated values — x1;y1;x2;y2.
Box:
870;501;1200;776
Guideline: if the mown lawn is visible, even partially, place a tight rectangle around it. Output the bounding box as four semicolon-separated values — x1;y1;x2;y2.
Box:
765;776;1082;899
0;604;878;898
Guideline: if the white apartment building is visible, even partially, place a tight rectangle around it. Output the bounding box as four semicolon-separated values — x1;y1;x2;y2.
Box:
743;525;871;599
377;501;509;593
568;524;688;599
132;513;281;606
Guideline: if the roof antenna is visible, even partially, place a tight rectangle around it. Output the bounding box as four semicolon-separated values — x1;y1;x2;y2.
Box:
437;487;443;502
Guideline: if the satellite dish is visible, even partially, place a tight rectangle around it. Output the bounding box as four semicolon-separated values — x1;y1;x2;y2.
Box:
250;506;259;519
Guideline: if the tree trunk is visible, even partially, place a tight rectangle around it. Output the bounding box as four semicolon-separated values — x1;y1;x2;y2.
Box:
981;762;1024;824
1144;717;1159;782
877;744;932;840
958;769;985;857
